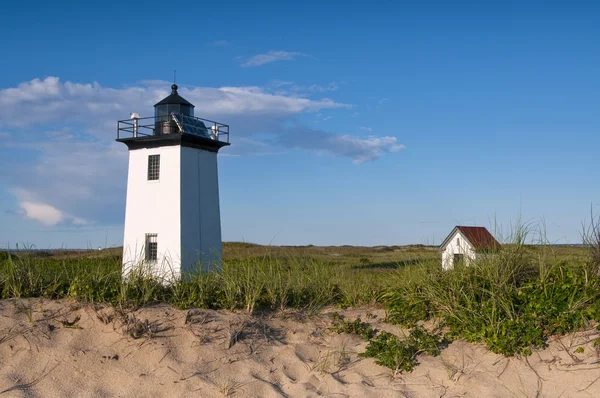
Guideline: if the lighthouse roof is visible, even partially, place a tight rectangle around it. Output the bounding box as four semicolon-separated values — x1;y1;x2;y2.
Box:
154;84;194;107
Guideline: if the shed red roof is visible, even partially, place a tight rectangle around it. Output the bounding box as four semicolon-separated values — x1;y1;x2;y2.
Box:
455;226;500;250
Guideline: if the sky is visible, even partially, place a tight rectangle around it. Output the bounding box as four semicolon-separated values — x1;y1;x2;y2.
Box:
0;0;598;249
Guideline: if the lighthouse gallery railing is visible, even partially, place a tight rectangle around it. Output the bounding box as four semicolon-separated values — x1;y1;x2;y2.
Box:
117;114;230;144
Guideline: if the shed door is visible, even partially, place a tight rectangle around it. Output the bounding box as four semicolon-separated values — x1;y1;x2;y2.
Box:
454;254;464;265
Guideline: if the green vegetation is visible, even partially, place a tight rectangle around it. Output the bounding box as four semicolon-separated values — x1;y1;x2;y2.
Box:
2;220;600;372
360;326;448;374
329;312;376;339
384;228;600;356
1;244;434;311
328;313;446;374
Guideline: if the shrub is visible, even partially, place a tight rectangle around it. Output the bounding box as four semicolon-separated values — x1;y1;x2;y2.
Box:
384;294;432;327
360;326;448;374
329;312;375;339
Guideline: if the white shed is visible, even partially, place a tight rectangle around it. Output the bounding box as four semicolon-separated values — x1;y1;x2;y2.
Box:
440;226;499;270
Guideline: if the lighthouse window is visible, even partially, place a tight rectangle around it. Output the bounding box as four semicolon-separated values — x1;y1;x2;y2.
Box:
148;154;160;180
145;234;158;261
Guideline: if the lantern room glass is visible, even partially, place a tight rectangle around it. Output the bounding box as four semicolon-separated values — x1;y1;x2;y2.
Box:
154;104;193;120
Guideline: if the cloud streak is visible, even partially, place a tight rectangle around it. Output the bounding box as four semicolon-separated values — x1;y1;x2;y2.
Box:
240;50;307;67
276;127;405;164
208;40;230;47
269;80;339;96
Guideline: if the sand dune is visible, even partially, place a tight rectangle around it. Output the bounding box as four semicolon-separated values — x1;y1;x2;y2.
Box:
1;299;599;397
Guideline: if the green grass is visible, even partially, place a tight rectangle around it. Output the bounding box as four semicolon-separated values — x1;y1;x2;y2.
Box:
2;235;599;374
0;245;420;311
384;241;600;356
0;242;593;315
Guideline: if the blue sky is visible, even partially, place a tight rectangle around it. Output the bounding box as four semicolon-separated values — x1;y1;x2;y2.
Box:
0;0;598;249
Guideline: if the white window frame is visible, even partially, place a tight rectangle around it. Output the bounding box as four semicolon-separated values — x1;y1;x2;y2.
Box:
145;233;158;262
147;154;160;181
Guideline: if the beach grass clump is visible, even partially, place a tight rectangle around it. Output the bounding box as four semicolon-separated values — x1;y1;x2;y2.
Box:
582;208;600;276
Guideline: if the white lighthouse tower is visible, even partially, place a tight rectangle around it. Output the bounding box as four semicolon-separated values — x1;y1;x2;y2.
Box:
117;84;230;279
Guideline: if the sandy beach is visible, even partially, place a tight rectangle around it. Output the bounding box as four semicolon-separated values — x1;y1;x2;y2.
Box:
1;298;599;397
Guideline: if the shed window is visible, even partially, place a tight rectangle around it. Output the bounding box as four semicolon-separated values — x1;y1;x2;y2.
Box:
148;155;160;180
145;234;158;261
456;237;460;247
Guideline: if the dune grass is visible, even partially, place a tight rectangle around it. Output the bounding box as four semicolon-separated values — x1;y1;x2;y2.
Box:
0;238;593;316
1;220;599;363
0;249;404;312
2;225;600;376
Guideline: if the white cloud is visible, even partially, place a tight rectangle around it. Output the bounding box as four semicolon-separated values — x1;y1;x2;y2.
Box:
3;138;127;226
203;86;346;115
0;77;62;103
335;135;405;164
20;202;64;226
0;77;404;227
0;77;348;133
303;82;339;93
12;188;89;227
269;80;339;96
360;126;372;132
240;51;307;67
276;127;405;164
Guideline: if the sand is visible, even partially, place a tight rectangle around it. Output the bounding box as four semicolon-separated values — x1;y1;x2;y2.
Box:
1;299;599;397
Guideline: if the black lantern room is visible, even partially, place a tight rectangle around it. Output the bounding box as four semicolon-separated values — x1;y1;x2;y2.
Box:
154;84;194;119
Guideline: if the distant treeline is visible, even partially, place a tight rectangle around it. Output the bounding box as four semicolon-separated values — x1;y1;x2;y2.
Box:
0;243;587;254
2;248;102;253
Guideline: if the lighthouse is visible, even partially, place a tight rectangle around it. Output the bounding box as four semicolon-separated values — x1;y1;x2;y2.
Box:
116;84;230;279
